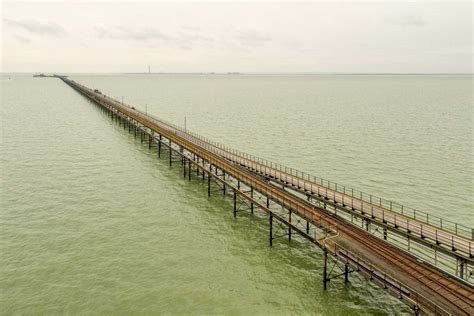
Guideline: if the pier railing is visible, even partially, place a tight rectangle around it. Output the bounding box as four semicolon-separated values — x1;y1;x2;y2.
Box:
104;93;473;241
65;78;467;315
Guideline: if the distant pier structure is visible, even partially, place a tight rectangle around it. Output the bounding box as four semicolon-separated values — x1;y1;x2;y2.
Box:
56;75;473;316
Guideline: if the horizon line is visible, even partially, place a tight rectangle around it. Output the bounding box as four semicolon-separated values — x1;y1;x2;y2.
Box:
2;71;474;75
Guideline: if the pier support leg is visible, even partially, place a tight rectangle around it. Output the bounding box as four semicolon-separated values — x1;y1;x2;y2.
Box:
188;160;191;181
306;221;310;234
269;214;273;247
183;158;186;178
208;174;211;197
323;249;328;290
414;307;421;316
383;227;387;240
250;187;254;214
169;141;172;166
223;171;226;197
344;264;349;283
158;139;161;158
459;259;465;279
233;190;237;218
288;211;292;241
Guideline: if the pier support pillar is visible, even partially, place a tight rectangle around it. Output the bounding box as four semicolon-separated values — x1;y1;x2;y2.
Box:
158;138;161;158
208;174;211;197
183;158;187;178
288;211;292;241
269;214;273;247
323;249;328;290
188;159;191;181
223;171;226;197
459;259;465;279
250;187;254;214
233;189;237;218
344;264;349;283
169;141;172;166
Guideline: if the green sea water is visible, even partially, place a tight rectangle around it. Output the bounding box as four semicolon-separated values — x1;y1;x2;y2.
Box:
1;74;472;314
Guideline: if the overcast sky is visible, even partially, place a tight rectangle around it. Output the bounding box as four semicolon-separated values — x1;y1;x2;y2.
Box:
1;1;472;73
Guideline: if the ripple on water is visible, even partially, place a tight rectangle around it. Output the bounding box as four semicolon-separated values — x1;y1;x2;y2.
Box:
2;74;470;315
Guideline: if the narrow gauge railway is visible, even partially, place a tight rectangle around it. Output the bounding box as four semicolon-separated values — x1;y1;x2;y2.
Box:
59;76;474;315
76;82;473;282
122;107;473;282
64;78;472;282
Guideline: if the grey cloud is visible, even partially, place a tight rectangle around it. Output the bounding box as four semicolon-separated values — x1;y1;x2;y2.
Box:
179;32;215;44
95;25;269;51
3;18;66;37
95;25;217;50
180;25;201;32
234;30;271;48
96;26;171;41
15;35;31;44
398;15;426;27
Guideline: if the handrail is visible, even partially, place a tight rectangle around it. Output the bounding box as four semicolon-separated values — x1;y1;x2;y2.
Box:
135;103;473;241
65;79;467;314
78;83;473;241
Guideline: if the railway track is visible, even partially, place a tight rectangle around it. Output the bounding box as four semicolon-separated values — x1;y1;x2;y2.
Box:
60;77;474;315
259;173;474;314
80;86;472;270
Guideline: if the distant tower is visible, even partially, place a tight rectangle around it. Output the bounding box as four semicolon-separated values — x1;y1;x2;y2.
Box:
148;65;151;74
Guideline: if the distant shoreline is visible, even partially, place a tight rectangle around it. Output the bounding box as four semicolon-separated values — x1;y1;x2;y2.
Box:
122;72;474;76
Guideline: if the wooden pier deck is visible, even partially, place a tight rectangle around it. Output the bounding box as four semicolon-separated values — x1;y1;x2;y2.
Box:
59;76;473;315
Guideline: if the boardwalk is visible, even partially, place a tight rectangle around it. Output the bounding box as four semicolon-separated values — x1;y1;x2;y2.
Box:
59;76;474;315
99;90;472;278
161;121;474;258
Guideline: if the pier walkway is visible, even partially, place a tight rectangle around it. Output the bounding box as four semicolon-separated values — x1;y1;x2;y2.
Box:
59;76;473;315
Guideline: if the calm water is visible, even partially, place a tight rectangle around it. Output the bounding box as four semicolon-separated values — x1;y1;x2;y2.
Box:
1;74;472;314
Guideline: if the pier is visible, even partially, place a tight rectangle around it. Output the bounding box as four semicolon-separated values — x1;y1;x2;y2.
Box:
59;76;473;315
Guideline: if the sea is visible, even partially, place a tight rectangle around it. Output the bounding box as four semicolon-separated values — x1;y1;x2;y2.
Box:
1;73;472;314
